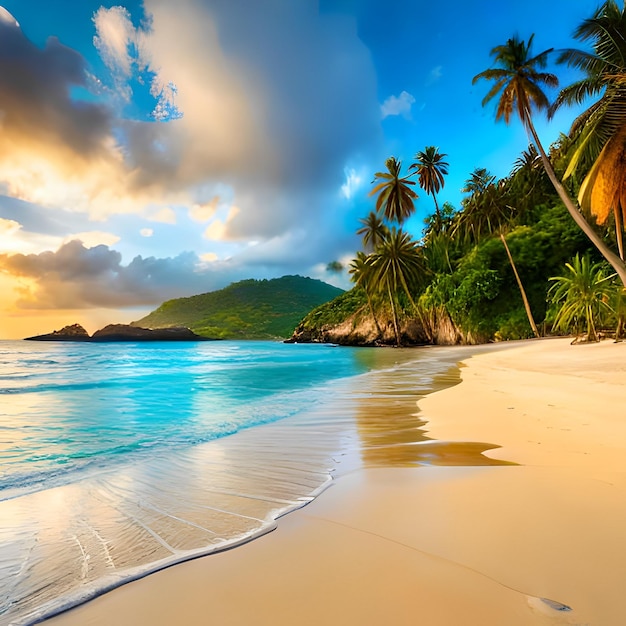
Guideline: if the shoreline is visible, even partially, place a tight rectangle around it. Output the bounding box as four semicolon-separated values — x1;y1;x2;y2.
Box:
5;341;480;625
45;337;626;625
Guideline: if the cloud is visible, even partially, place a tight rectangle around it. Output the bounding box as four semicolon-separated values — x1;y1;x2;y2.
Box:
63;231;120;248
140;228;154;237
0;240;216;309
0;6;18;27
92;7;137;89
427;65;443;85
380;91;416;119
0;1;382;261
189;197;219;223
340;168;363;200
148;207;177;224
0;217;21;237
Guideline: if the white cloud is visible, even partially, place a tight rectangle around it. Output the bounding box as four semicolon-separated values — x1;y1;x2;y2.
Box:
380;90;416;119
200;252;218;263
140;228;154;237
0;216;21;237
340;167;362;200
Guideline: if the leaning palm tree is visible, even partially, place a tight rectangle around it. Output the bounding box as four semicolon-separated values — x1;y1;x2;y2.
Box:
369;157;418;224
473;33;626;286
549;253;615;342
410;146;449;220
551;0;626;261
356;211;389;251
369;228;425;346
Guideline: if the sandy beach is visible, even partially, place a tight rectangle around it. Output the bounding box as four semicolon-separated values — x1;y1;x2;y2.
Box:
46;337;626;626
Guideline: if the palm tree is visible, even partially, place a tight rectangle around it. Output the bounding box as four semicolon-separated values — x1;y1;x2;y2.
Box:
509;145;543;218
410;146;449;220
356;212;389;251
454;173;511;244
473;33;626;286
349;251;382;334
369;228;425;345
461;167;495;196
369;157;418;224
551;1;626;261
549;253;615;341
457;169;540;337
499;232;540;338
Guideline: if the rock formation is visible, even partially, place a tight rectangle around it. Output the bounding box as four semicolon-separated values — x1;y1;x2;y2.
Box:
24;324;91;341
25;324;209;342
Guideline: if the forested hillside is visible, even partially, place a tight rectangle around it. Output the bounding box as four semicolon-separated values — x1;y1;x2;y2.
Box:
133;275;343;339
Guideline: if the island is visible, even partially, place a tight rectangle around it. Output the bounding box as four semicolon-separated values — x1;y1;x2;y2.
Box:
24;324;212;342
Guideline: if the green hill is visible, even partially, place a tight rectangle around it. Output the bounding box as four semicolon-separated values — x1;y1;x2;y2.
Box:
132;275;344;339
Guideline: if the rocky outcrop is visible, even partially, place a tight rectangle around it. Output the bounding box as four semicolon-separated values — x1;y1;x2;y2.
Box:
25;324;91;341
25;324;210;342
288;314;432;346
90;324;209;342
288;306;477;347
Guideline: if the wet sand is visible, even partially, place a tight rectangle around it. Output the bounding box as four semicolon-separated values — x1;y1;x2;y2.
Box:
47;338;626;625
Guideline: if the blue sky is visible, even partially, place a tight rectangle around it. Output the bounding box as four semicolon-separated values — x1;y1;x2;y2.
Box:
0;0;604;337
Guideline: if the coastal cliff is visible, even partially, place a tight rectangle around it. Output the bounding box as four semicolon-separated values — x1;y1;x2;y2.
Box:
287;288;469;346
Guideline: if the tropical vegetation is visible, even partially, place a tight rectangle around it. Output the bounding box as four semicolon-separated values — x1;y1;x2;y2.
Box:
133;275;343;339
292;1;626;346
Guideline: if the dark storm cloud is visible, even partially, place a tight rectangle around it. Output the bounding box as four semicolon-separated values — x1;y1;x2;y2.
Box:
0;18;112;158
0;240;227;308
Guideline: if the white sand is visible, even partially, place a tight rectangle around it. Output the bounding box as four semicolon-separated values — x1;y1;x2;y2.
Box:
47;338;626;625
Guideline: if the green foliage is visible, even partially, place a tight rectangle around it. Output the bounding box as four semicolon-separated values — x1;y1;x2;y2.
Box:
133;275;344;339
548;253;616;340
419;201;593;340
298;288;368;330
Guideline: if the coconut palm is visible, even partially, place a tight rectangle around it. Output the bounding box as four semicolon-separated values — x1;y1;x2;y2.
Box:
410;146;449;220
349;251;382;334
473;33;626;286
369;157;418;224
551;1;626;260
455;174;512;244
356;212;389;251
461;167;495;196
549;253;615;341
369;228;425;346
499;232;540;338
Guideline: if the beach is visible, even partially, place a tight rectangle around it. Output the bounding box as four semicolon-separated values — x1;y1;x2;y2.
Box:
46;337;626;625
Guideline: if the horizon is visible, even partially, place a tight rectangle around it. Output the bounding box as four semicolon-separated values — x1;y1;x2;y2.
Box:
0;0;603;339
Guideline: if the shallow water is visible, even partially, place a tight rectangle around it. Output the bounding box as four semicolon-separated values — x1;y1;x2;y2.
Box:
0;340;508;625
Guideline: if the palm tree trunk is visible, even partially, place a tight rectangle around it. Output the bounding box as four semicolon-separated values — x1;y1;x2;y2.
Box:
365;289;382;334
500;233;540;338
526;119;626;287
386;281;401;346
432;193;441;222
615;207;624;261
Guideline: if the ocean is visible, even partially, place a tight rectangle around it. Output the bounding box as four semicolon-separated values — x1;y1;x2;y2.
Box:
0;339;470;625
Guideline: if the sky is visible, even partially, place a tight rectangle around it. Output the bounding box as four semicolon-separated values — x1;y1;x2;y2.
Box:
0;0;604;338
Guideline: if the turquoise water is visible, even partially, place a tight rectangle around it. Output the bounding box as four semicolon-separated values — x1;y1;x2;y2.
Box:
0;339;469;625
0;340;368;500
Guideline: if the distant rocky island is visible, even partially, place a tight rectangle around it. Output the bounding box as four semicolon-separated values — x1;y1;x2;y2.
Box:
24;324;210;342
